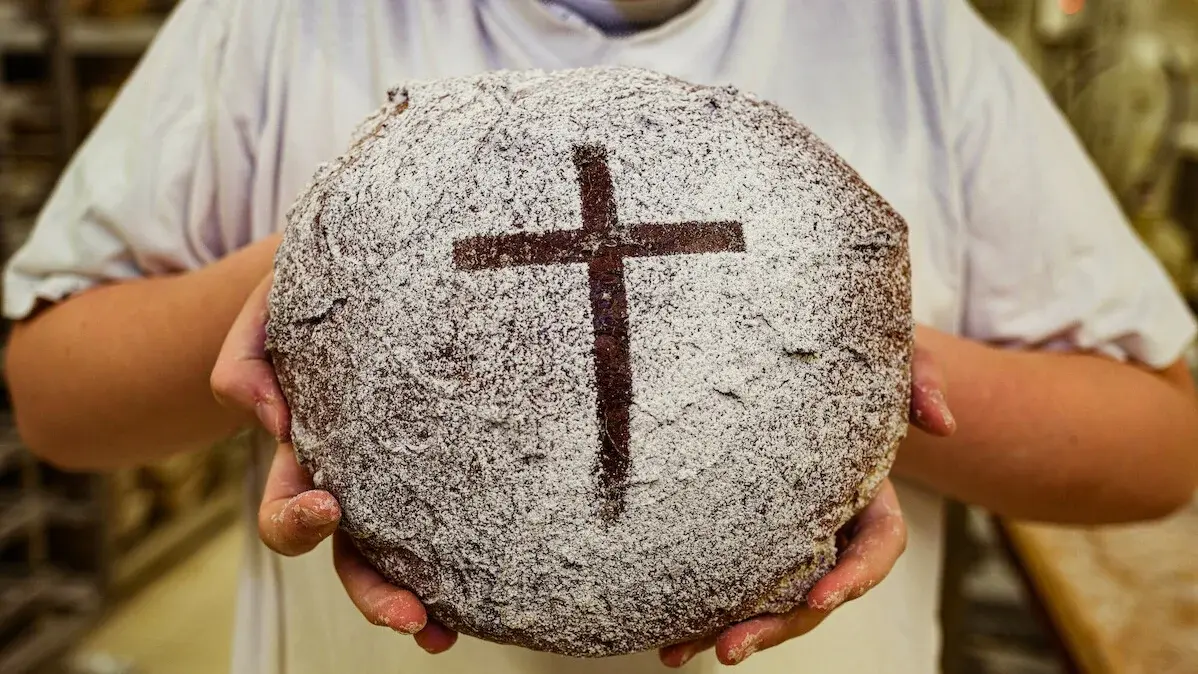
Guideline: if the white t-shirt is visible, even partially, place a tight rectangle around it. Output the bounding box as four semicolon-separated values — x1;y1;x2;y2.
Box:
6;1;1195;672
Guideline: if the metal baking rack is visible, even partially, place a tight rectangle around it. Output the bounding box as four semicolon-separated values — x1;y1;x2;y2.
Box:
0;2;241;672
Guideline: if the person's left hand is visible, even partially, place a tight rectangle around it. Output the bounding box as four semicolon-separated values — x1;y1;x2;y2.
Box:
658;333;956;668
656;479;904;667
211;273;459;654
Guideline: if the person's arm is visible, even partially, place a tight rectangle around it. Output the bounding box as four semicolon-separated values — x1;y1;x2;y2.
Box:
901;1;1198;522
6;234;279;470
894;326;1198;524
0;0;282;469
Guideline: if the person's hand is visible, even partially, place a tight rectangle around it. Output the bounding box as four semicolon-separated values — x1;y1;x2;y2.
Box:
210;272;459;653
659;330;956;668
909;325;957;438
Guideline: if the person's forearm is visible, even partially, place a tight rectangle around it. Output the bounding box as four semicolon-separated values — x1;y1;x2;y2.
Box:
5;234;280;470
893;327;1198;524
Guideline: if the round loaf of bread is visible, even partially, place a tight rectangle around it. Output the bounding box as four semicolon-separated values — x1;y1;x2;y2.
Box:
267;66;912;657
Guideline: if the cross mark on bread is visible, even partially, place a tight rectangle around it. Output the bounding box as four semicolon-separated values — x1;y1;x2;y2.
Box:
453;145;745;521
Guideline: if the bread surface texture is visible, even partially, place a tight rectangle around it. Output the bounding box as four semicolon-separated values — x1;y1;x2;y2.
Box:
267;66;912;657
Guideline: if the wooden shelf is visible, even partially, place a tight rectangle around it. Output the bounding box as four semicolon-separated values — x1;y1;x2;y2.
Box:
0;576;42;628
0;496;38;548
0;612;93;674
0;16;162;55
1001;503;1198;674
39;493;100;526
0;441;24;476
0;491;106;549
0;572;101;629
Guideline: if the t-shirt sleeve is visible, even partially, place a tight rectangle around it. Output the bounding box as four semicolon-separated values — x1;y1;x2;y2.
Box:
2;0;261;320
943;0;1196;369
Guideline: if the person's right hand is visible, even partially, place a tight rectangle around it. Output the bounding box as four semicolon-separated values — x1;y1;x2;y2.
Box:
210;272;459;653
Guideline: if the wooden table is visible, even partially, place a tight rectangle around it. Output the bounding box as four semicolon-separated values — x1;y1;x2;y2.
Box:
999;499;1198;674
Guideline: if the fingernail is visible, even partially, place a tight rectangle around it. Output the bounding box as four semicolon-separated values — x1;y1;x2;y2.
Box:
728;635;762;665
675;645;697;666
256;401;280;438
928;389;956;431
383;593;427;635
374;596;427;634
396;617;427;635
294;497;338;529
391;606;428;634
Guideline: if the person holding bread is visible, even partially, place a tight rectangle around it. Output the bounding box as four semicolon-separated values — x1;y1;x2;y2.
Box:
6;1;1197;673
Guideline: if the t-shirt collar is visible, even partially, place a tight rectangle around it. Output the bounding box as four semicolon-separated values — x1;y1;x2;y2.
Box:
544;0;703;33
481;0;733;71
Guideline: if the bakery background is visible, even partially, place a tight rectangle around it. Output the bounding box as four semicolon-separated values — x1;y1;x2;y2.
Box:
0;0;1194;673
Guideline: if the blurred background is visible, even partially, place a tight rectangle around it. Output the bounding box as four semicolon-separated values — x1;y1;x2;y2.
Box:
0;1;1196;673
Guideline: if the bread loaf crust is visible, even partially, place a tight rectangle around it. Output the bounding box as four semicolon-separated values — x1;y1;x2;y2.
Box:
267;67;912;657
